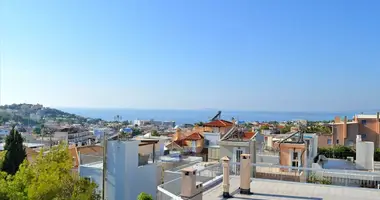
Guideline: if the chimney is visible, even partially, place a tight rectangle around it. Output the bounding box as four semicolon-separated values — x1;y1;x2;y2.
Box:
181;167;203;200
240;154;253;195
334;116;341;123
221;156;232;198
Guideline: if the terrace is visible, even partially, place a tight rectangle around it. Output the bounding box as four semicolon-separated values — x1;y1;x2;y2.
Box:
157;154;380;200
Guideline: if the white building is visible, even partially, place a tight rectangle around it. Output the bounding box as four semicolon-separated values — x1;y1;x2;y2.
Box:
79;140;160;199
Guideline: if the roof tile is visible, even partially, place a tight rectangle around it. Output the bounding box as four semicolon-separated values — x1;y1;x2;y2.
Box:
204;120;233;127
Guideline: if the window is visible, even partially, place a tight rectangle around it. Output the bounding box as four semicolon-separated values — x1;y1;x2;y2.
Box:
336;139;339;144
290;151;299;168
327;139;332;145
362;120;367;125
293;152;298;160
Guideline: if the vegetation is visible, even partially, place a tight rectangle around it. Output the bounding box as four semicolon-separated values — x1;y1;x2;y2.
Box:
318;146;380;161
137;192;153;200
132;128;143;137
279;125;291;134
260;124;270;130
0;104;103;126
194;122;204;126
2;128;26;175
307;173;332;185
304;125;331;134
0;143;100;200
151;130;160;137
318;146;356;160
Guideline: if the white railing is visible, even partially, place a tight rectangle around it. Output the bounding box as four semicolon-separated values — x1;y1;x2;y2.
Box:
229;162;380;188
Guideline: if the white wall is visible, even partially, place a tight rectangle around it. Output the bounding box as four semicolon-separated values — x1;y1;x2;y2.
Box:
106;140;158;200
356;141;374;171
204;132;220;147
79;166;103;194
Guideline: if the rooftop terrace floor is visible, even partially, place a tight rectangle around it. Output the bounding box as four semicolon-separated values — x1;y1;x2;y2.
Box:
203;177;379;200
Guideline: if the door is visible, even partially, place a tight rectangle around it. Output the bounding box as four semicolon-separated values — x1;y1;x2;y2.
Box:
233;147;245;174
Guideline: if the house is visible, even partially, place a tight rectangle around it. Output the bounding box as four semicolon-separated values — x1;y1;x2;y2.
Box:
329;113;380;148
203;119;234;135
166;132;205;159
218;128;256;174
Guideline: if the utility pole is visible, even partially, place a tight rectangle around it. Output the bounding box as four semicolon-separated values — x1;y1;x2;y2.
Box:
102;131;107;200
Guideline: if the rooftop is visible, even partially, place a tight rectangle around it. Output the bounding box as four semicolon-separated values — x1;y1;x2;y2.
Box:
0;142;45;151
356;114;379;119
203;177;379;200
204;120;233;127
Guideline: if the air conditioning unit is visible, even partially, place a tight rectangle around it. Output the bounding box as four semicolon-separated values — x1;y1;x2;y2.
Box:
347;157;354;162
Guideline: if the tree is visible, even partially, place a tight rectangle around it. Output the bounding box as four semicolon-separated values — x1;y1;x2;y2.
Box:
137;192;153;200
280;125;291;134
151;130;159;137
194;122;204;126
260;124;270;130
2;128;26;175
132;128;142;137
0;143;100;200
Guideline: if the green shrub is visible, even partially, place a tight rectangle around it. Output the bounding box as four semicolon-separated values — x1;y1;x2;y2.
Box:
137;192;153;200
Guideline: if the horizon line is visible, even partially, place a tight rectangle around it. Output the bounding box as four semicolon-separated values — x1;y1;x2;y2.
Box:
57;106;380;114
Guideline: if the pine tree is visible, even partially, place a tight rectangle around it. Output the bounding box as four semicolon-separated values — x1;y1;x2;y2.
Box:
1;127;26;175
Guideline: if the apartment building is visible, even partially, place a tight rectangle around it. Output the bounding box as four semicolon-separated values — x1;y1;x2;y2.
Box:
328;113;380;148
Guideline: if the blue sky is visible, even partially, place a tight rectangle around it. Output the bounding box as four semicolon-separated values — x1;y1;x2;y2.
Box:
1;0;379;112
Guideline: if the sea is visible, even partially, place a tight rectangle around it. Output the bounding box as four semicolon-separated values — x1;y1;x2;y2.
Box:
59;108;365;125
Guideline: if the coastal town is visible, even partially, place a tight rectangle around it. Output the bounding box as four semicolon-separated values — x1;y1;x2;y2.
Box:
1;104;380;199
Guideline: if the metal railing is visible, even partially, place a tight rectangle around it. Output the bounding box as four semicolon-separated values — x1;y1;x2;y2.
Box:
230;162;380;189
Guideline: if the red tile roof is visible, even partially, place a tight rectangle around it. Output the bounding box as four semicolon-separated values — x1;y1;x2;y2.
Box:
243;132;255;140
184;132;204;140
204;120;234;127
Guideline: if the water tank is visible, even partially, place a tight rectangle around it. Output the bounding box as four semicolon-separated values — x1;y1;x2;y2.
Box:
356;141;374;171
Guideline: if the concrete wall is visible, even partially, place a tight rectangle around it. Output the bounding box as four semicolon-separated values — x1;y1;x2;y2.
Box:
204;132;220;147
318;134;333;148
279;143;307;168
79;166;103;194
208;147;220;162
358;119;379;148
346;123;359;146
257;155;279;164
106;140;158;200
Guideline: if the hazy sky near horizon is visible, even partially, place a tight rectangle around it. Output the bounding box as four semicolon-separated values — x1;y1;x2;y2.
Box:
1;1;380;111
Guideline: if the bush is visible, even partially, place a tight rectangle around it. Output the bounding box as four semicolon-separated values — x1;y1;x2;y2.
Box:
137;192;153;200
318;146;355;159
318;146;380;161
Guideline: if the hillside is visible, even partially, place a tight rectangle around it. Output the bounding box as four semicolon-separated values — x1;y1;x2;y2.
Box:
0;104;102;126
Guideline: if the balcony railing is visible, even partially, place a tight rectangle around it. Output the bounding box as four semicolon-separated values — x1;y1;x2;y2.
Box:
229;162;380;189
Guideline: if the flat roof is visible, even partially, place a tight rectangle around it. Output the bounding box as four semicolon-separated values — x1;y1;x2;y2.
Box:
203;177;379;200
0;143;45;151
